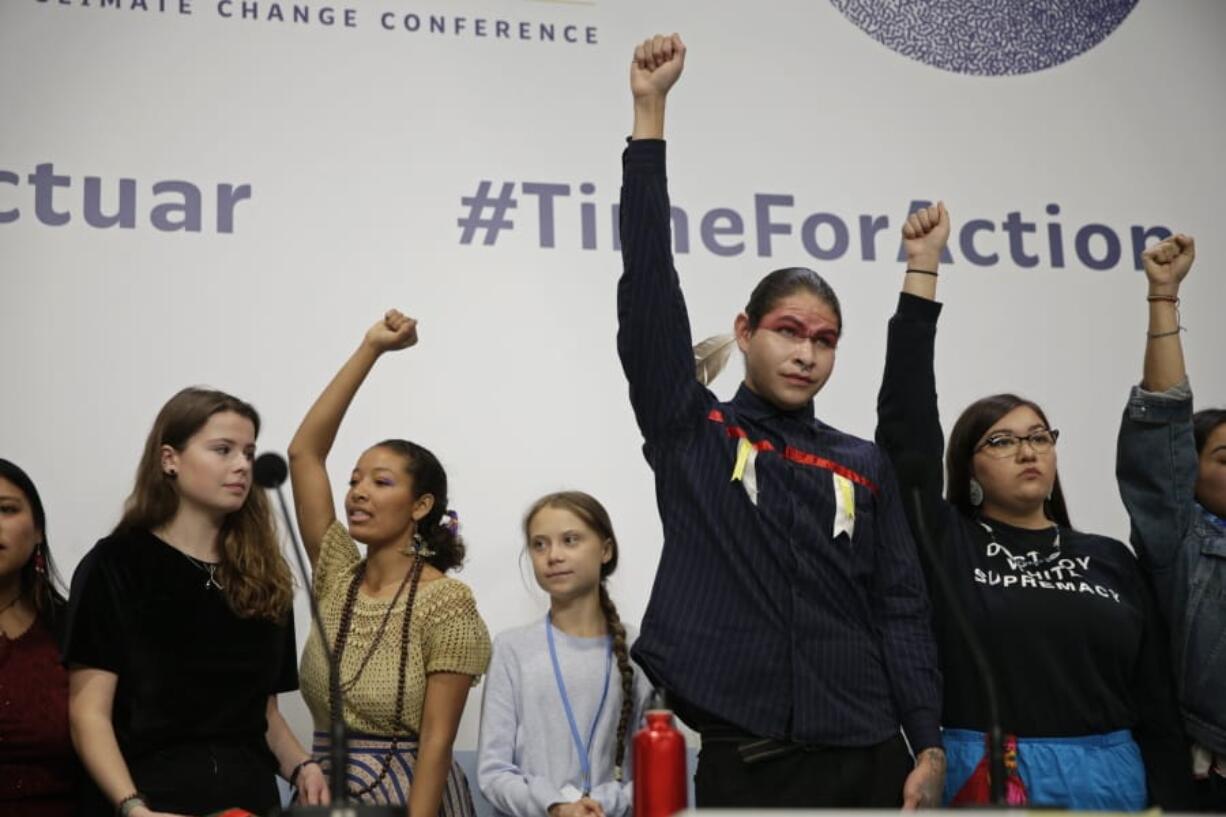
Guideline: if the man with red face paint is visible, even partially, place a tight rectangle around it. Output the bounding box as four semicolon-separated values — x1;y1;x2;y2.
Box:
616;34;944;809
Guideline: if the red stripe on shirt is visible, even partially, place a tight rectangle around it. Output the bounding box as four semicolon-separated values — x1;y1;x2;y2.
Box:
708;410;879;494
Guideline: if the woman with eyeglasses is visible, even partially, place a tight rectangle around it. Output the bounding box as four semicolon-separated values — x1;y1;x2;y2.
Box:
874;204;1194;811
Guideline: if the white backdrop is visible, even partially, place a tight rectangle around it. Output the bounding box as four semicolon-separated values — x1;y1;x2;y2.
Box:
3;0;1225;750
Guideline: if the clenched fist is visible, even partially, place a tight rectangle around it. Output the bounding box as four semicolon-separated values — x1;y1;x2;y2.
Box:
1142;233;1194;295
364;309;418;353
631;33;686;100
902;202;951;271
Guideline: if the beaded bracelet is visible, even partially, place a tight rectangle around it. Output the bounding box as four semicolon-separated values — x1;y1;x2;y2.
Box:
289;757;321;788
117;793;148;817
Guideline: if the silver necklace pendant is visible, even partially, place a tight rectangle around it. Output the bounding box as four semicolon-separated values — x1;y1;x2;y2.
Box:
978;520;1063;569
178;548;224;590
203;564;224;590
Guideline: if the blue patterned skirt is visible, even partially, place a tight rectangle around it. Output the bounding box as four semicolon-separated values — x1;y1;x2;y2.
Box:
311;730;477;815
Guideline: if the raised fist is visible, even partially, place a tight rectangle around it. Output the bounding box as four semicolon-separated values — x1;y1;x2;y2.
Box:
631;33;686;100
364;309;418;353
1142;233;1194;293
901;202;951;269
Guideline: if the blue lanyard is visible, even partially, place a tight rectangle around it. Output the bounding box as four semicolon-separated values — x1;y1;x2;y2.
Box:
545;612;613;796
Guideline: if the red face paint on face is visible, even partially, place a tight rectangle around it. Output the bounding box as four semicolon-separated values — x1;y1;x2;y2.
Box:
758;312;841;350
736;292;840;412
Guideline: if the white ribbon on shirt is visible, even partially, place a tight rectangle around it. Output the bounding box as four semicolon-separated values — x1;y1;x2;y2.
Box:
833;472;856;541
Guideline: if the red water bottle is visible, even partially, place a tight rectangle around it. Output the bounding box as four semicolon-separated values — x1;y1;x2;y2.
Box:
633;697;687;817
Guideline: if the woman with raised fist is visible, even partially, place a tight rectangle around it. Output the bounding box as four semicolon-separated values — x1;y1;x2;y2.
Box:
288;308;491;816
1116;233;1226;811
876;206;1194;810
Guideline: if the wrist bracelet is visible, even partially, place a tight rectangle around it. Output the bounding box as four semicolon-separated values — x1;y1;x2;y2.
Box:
117;793;147;817
1145;293;1183;338
906;268;938;277
289;757;320;788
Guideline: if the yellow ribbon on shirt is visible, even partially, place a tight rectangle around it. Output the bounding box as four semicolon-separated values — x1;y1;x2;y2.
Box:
732;437;753;481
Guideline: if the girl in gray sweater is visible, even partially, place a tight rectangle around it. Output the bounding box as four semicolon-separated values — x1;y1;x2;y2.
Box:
477;492;653;817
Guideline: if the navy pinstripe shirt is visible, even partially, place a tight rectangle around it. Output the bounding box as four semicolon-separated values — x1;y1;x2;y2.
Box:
618;139;941;751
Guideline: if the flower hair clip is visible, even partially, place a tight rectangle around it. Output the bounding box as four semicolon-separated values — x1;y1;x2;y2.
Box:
439;510;461;537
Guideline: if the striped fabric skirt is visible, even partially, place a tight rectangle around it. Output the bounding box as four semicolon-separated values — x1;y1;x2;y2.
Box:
311;731;478;815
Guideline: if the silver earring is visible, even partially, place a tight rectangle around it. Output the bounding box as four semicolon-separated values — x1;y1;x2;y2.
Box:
969;478;984;507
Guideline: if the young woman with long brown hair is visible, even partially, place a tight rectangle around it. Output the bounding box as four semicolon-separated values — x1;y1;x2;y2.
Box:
64;387;325;817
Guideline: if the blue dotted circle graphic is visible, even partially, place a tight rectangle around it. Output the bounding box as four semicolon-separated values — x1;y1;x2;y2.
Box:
830;0;1138;76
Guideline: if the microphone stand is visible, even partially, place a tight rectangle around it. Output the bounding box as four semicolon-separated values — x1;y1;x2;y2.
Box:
256;453;399;817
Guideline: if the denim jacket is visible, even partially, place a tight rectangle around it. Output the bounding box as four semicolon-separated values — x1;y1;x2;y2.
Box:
1117;380;1226;754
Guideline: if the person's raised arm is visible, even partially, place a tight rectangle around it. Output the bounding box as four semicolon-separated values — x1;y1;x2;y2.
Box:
617;35;712;446
629;34;683;140
1116;235;1198;610
287;309;417;564
1140;234;1194;393
900;203;948;301
876;203;952;528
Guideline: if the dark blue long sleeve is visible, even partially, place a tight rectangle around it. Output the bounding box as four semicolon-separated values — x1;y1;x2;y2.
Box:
618;139;941;751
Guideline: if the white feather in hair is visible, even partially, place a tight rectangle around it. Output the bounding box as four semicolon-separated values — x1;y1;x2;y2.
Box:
693;333;737;386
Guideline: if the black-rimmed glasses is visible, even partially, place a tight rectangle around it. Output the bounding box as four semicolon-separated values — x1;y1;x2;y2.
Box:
974;429;1060;458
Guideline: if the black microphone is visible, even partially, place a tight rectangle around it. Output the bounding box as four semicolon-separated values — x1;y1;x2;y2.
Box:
894;453;1006;807
253;451;289;489
255;452;398;817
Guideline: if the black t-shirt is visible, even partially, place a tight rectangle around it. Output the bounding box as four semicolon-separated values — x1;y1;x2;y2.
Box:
929;514;1159;735
63;528;298;762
